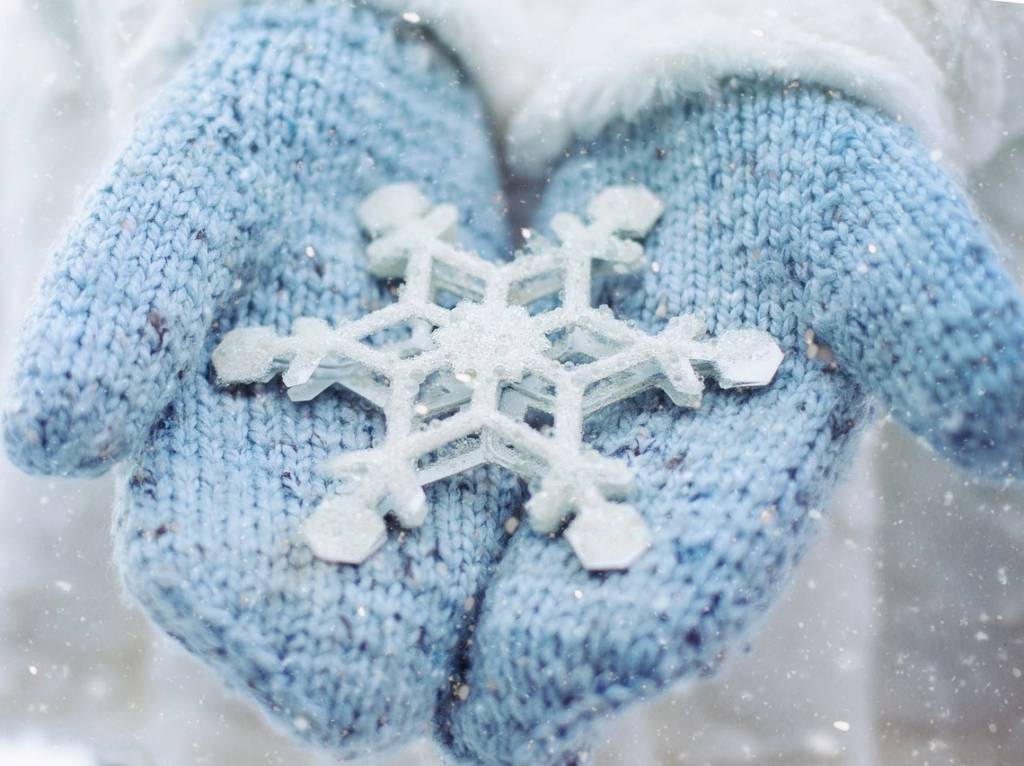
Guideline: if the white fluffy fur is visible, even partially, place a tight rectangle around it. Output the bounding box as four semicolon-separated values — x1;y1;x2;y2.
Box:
368;0;1024;177
99;0;1024;177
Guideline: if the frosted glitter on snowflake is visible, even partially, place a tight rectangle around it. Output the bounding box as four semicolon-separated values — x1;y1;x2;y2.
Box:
212;184;783;570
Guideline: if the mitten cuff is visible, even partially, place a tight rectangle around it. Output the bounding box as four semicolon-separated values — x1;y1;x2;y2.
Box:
366;0;1024;178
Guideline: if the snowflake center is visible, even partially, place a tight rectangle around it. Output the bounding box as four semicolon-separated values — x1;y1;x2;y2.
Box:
433;302;549;381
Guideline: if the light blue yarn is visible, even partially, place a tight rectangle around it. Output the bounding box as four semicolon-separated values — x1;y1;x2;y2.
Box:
441;81;1024;765
3;2;521;759
5;3;1024;764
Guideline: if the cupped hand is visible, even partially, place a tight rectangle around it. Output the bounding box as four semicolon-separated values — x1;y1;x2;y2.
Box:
443;79;1024;765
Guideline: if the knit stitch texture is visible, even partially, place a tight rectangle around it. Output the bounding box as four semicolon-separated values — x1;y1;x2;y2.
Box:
5;3;1024;763
3;2;521;758
442;80;1024;765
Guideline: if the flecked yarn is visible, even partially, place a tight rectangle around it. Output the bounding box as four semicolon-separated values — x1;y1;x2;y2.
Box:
6;2;1024;761
443;80;1024;765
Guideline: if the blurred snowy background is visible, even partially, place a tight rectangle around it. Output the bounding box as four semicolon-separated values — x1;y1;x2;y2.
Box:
1;2;1023;765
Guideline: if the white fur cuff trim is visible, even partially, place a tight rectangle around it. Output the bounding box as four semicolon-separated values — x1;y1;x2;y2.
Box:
504;3;955;176
367;0;955;177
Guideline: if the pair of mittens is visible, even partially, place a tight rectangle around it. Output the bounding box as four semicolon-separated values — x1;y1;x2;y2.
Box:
6;4;1024;764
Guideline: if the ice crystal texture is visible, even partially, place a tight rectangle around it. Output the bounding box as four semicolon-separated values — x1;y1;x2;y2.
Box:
212;184;783;570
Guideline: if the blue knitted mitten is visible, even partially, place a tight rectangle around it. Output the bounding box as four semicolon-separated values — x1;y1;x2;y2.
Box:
443;80;1024;764
2;3;520;758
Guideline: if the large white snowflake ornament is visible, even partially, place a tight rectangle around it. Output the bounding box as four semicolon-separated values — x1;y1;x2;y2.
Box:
212;184;783;571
